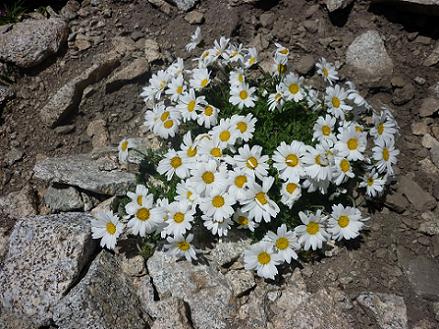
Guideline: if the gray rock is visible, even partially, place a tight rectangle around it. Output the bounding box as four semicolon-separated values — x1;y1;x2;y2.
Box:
53;251;149;329
40;55;121;127
346;31;394;86
325;0;353;12
424;44;439;66
224;269;256;297
144;39;162;64
430;144;439;168
147;0;173;15
0;185;36;218
411;121;430;136
0;213;96;327
419;212;439;235
147;251;237;329
150;298;193;329
430;81;439;99
398;175;436;211
204;231;252;267
0;85;13;107
0;18;68;68
296;54;316;75
392;83;415;105
422;133;439;149
105;58;150;92
44;185;84;212
398;247;439;300
384;191;407;214
259;12;275;29
33;154;136;196
184;10;205;24
168;0;199;11
419;97;439;117
86;119;110;149
357;292;408;329
5;147;23;166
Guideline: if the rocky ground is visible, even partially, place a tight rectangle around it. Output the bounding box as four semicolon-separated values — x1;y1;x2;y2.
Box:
1;0;439;328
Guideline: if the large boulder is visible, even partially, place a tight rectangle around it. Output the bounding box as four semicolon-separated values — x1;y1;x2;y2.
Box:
53;251;150;329
0;18;68;68
346;30;394;87
33;153;136;196
0;213;96;327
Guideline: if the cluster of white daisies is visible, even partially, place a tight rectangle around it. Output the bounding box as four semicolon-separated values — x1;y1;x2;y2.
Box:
91;30;399;279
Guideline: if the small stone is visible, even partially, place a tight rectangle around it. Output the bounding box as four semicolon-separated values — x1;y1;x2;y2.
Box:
324;0;353;12
418;212;439;235
130;31;144;41
411;121;430;136
86;119;109;149
415;76;426;85
105;58;150;92
433;302;439;321
419;158;439;176
422;134;439;149
423;44;439;67
74;38;92;51
414;35;432;45
302;19;319;33
0;85;14;107
430;144;439;167
357;292;408;329
0;185;36;218
147;0;173;15
150;298;192;329
384;191;407;213
168;0;199;11
54;124;75;135
392;83;415;105
296;54;315;75
204;231;252;267
225;269;256;297
398;175;436;211
44;185;84;212
419;97;439;117
119;254;146;277
259;12;275;29
5;147;23;166
144;39;162;64
184;10;205;24
391;76;407;88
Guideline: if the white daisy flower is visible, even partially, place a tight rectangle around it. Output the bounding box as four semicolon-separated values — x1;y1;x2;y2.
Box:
325;85;352;119
280;73;305;102
213;36;230;60
190;159;229;194
244;242;281;280
155;197;171;238
176;89;207;122
157;149;192;180
229;69;246;88
180;131;198;160
198;135;225;160
332;157;355;185
302;177;331;195
165;234;197;261
185;26;202;52
313;115;337;146
234;144;269;180
335;126;367;161
190;67;211;91
241;177;280;223
126;184;150;211
295;209;330;251
118;138;135;164
153;107;181;139
328;204;368;241
199;187;235;222
229;83;257;109
271;55;288;77
202;215;233;237
274;42;289;62
227;168;254;202
224;43;244;63
233;209;258;232
370;110;398;144
197;104;219;128
268;84;286;112
166;57;184;77
175;180;199;206
91;211;124;250
302;143;333;181
359;170;385;198
164;201;195;237
211;118;239;147
165;75;186;102
316;58;339;85
126;194;164;237
244;47;258;68
372;138;399;175
140;70;171;101
265;224;299;263
231;114;257;142
272;141;307;180
280;177;302;209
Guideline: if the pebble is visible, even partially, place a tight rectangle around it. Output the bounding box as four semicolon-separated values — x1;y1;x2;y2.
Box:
184;10;205;24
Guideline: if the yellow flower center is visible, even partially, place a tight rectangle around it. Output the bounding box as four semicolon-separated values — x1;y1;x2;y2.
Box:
257;251;271;265
234;175;247;188
236;121;248;133
201;78;209;88
367;177;374;186
355;126;363;133
210;147;222;157
322;125;331;136
278;64;287;74
246;156;258;169
383;148;389;161
279;48;289;55
322;67;329;77
249;57;256;65
188;100;196;112
238;74;244;83
160;111;170;122
255;192;268;205
164;120;174;129
187;191;193;200
106;222;116;235
306;221;319;235
174;212;185;223
285;154;299;167
212;195;225;208
340;159;350;173
338;215;350;228
331;96;341;108
202;171;215;184
289;83;299;94
347;138;358;150
176;86;183;94
286;183;297;194
219;130;231;142
238;216;249;225
204;105;213;116
170;156;182;169
315;155;321;165
239;90;248;100
137;208;150;221
137;195;143;206
186;147;197;157
275;93;282;102
377;123;384;135
276;237;289;250
178;241;190;251
121;140;129;151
